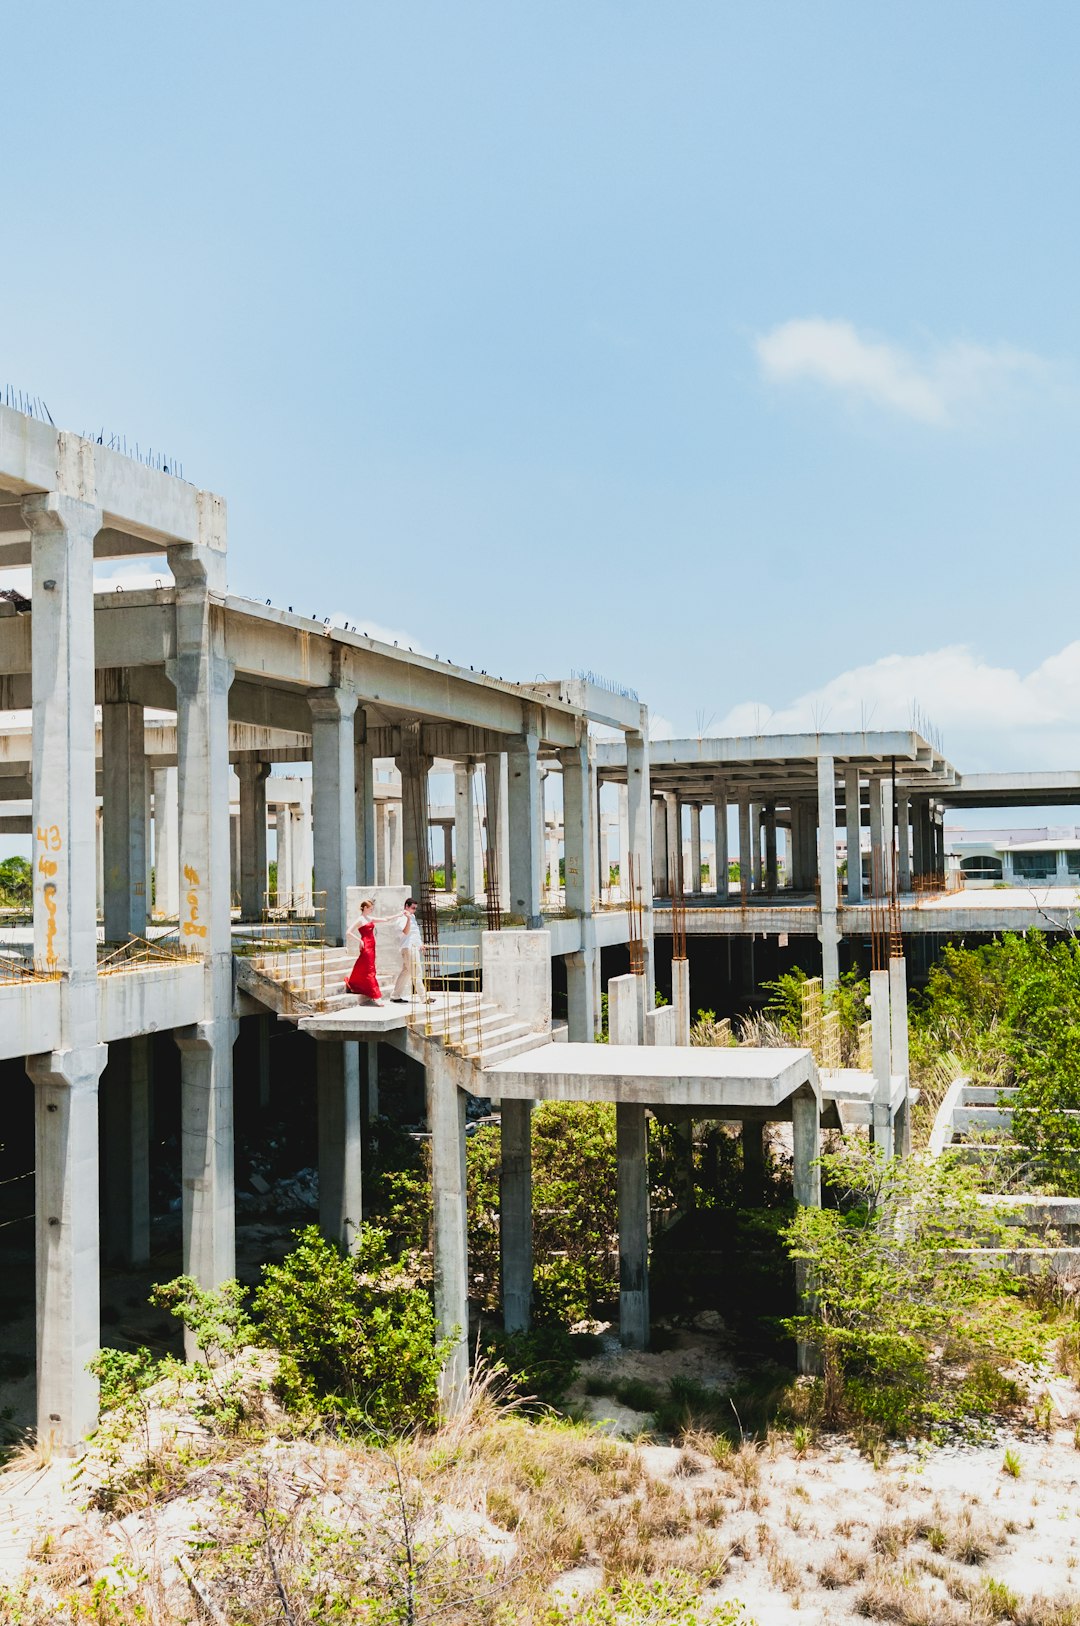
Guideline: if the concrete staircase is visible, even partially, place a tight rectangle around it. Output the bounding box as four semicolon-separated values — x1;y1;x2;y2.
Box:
408;996;541;1070
236;945;546;1072
930;1076;1080;1276
235;946;361;1017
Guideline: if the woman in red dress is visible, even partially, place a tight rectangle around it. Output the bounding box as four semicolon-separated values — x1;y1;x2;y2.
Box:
344;899;389;1005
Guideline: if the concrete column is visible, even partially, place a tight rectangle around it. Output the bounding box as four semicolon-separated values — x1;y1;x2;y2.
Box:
24;487;101;977
310;689;358;944
428;1053;469;1412
664;793;681;894
738;796;752;896
897;794;912;893
317;1042;362;1252
388;803;404;885
500;1098;533;1333
689;804;702;894
23;479;107;1445
153;768;179;917
598;816;610;902
169;515;237;1330
483;751;505;904
791;1084;822;1376
764;803;778;894
237;760;270;920
374;800;388;886
354;712;376;889
29;1044;108;1446
881;776;895;897
608;971;644;1045
870;968;892;1151
816;754;839;990
508;725;543;927
95;805;104;920
741;1121;766;1203
453;763;476;902
362;1040;379;1122
801;800;819;891
229;808;241;903
562;741;596;1039
651;797;668;896
844;767;862;903
145;770;154;910
546;822;561;902
713;795;728;897
617;784;630;900
868;776;884;898
398;731;432;900
626;729;655;1001
751;804;765;891
101;1035;152;1268
671;956;691;1045
787;804;801;889
617;1103;650;1349
287;782;313;905
932;808;944;877
277;805;294;899
911;795;926;878
889;955;911;1156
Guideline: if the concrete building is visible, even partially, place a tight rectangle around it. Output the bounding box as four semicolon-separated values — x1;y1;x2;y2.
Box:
0;401;1067;1447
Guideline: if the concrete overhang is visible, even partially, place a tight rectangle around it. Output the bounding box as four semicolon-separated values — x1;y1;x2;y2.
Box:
521;680;646;734
943;772;1080;810
0;406;223;555
596;730;957;799
486;1041;818;1108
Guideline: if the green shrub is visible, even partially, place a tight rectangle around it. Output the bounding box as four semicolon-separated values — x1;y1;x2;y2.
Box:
782;1141;1048;1436
253;1224;449;1433
482;1324;582;1404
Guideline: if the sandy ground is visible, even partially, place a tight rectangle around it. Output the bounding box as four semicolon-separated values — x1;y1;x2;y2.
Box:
4;1310;1080;1620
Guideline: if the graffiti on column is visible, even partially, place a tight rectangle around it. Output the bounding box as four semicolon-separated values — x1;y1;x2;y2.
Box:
36;823;61;970
182;863;208;939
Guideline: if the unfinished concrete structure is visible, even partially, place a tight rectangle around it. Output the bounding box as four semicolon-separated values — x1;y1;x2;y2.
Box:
0;401;1059;1444
0;404;671;1442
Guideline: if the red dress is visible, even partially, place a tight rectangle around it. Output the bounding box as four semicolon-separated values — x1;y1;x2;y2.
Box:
345;920;382;1000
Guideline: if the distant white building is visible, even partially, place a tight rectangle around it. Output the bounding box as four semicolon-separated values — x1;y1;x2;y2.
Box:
946;826;1080;888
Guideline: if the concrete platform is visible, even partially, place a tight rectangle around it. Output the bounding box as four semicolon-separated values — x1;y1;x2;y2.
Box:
486;1041;817;1109
298;1000;415;1036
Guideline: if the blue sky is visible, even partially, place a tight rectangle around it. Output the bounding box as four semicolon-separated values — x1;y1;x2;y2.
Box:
2;2;1079;773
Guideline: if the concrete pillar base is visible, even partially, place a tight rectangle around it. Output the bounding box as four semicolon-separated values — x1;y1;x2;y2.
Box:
317;1042;363;1252
29;1044;108;1447
428;1051;469;1414
499;1099;533;1334
616;1102;650;1350
177;1017;237;1360
101;1035;152;1268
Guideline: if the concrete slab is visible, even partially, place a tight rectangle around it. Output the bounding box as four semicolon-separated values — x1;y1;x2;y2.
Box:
298;1002;412;1037
486;1041;817;1109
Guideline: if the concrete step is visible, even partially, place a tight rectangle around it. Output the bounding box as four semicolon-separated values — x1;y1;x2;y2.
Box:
478;1030;547;1068
961;1086;1018;1105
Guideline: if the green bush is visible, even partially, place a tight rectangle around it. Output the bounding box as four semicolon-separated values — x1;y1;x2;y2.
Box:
0;855;31;909
253;1224;449;1434
782;1141;1048;1436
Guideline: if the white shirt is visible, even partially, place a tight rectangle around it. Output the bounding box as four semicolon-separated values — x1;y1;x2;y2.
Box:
401;911;423;949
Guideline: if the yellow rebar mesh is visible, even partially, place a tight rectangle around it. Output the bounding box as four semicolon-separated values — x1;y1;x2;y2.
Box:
857;1019;873;1071
821;1008;842;1070
800;976;824;1059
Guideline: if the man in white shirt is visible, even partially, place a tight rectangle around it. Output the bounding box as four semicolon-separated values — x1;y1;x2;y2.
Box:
390;897;428;1002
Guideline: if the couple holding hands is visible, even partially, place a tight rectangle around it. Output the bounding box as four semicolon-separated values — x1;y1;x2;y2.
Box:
343;896;428;1007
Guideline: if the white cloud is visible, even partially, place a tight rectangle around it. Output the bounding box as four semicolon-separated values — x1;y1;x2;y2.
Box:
755;317;1050;426
326;611;432;655
710;640;1080;772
